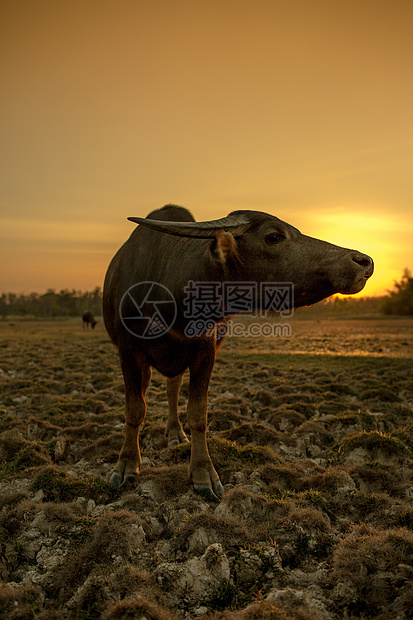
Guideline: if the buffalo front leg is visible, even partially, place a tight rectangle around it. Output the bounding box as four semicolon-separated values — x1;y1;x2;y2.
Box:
110;351;151;488
187;350;224;502
166;373;189;447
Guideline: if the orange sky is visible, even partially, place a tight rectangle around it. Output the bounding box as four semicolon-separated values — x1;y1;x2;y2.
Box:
1;0;412;297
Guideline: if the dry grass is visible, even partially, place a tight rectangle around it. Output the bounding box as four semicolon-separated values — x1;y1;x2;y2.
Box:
0;316;412;618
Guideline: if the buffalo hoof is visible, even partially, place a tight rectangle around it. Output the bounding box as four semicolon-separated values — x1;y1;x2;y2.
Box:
109;471;138;489
120;473;138;488
193;481;224;503
168;436;190;448
167;433;190;448
109;471;122;488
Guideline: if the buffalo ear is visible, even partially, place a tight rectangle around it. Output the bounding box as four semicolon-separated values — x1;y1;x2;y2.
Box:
210;231;239;265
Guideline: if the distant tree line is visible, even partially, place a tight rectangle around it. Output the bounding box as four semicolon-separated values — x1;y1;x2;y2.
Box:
380;268;413;316
0;287;102;318
299;294;385;318
0;270;412;318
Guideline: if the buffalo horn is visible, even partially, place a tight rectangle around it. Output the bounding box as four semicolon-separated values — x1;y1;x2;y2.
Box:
127;214;250;238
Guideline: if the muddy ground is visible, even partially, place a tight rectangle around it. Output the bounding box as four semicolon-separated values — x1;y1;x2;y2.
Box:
0;316;412;619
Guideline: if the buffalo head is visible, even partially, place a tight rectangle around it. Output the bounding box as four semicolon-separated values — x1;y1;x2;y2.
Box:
128;209;374;310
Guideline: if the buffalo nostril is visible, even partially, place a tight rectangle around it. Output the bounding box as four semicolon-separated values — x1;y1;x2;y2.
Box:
352;253;374;275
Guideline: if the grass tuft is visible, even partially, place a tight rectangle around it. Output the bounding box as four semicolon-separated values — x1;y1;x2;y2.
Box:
338;430;410;459
32;467;120;502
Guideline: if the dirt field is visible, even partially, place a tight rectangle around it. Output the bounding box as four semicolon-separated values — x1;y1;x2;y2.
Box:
0;317;412;619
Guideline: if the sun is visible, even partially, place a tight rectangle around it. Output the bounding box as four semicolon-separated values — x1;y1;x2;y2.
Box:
303;209;409;297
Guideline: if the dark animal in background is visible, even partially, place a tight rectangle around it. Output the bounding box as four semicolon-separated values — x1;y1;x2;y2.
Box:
82;310;97;329
103;204;374;501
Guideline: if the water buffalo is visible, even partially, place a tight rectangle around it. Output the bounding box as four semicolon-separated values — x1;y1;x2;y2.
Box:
103;204;373;500
82;310;97;329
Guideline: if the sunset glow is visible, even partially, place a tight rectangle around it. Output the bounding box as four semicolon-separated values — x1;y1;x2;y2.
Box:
304;210;410;297
1;0;412;296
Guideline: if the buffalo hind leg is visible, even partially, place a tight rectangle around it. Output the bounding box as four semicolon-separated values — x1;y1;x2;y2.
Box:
187;349;224;502
166;373;189;447
110;351;151;488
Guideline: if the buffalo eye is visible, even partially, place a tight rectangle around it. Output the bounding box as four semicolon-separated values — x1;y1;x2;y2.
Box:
265;233;284;245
